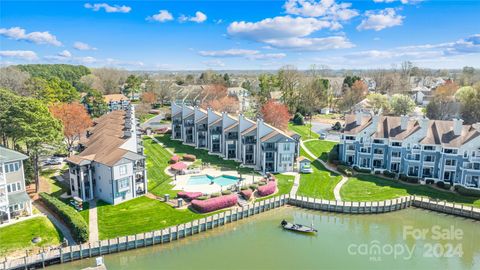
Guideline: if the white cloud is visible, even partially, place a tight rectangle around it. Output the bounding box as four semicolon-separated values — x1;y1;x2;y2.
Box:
147;10;174;22
202;60;225;67
284;0;359;21
246;53;287;60
179;11;207;23
58;50;72;58
0;27;62;46
73;41;97;51
199;49;259;57
373;0;422;4
0;50;38;61
263;36;354;50
84;3;131;13
357;8;404;31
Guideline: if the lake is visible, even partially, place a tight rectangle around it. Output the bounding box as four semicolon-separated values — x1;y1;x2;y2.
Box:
49;207;480;270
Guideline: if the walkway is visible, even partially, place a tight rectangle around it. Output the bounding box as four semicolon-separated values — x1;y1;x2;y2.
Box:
149;135;175;155
300;140;348;201
88;200;99;243
33;201;76;245
289;173;301;196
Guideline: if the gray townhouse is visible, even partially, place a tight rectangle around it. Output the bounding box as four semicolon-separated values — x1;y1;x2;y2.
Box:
171;103;300;173
0;146;32;223
66;105;147;205
339;113;480;189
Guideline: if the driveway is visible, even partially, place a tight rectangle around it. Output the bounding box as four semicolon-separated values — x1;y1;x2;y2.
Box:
310;121;340;142
140;114;169;130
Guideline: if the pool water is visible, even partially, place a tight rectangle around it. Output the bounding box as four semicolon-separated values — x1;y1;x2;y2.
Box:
187;174;239;187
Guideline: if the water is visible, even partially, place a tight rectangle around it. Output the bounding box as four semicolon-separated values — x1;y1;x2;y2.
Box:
187;174;239;187
49;208;480;270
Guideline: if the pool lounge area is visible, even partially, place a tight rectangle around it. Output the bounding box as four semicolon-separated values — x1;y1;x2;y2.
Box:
171;168;263;194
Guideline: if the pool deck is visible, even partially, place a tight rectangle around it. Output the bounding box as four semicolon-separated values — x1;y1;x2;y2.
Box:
171;168;263;194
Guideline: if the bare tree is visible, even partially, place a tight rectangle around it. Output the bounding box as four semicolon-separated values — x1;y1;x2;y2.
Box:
0;66;30;95
91;68;128;94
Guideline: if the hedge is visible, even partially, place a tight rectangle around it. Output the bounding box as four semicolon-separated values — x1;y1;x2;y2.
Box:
257;180;277;197
249;184;258;190
240;189;252;200
337;165;353;177
191;194;238;213
40;192;89;243
455;185;480;197
399;174;419;184
383;170;396;178
353;166;371;173
183;154;196;162
221;190;232;195
211;192;221;198
177;191;203;200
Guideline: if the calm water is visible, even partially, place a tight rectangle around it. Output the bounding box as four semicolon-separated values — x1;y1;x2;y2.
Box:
188;174;239;187
50;207;480;270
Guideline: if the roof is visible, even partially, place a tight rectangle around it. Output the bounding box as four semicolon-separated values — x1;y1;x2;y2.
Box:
241;124;257;135
209;118;222;127
297;156;310;162
0;147;28;163
224;122;239;132
374;116;420;140
103;94;129;103
67;110;142;166
420;120;480;147
343;114;373;135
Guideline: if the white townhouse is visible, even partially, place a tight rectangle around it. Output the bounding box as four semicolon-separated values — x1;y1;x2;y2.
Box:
171;103;300;174
339;113;480;189
0;146;32;223
66;105;147;205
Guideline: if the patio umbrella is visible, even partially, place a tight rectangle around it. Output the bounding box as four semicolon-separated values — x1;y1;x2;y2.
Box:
171;162;187;171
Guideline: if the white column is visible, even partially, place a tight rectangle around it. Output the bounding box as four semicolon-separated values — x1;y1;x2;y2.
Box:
28;200;32;216
88;167;94;200
6;207;11;222
80;168;86;201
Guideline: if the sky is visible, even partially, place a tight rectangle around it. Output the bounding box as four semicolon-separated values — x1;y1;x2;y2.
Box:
1;0;479;70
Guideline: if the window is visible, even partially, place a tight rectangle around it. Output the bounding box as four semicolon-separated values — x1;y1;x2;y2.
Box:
117;178;129;190
423;146;435;151
443;148;458;154
445;159;456;166
119;165;128;176
345;136;355;141
6;182;21;193
283;144;290;151
373;139;384;144
391;142;402;147
424;155;435;162
391;151;401;158
5;162;20;173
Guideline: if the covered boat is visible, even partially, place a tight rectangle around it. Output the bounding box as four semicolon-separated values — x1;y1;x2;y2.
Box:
281;220;317;234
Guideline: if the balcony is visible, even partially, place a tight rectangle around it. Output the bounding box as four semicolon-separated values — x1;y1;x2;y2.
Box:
226;133;238;140
405;155;420;162
244;138;256;144
461;163;480;171
0;173;5;185
263;145;277;151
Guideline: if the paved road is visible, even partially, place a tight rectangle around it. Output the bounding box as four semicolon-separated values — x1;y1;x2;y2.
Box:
310;122;340;142
140;114;169;130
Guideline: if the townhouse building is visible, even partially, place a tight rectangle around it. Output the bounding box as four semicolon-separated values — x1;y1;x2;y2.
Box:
103;94;130;112
171;103;300;174
66;105;147;205
339;113;480;189
0;146;32;223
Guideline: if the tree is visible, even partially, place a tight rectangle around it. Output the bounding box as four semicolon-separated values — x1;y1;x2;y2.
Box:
24;77;79;104
366;93;389;114
91;68;127;94
5;97;63;191
278;65;300;112
0;66;30;95
260;100;291;131
298;76;329;115
83;89;108;117
203;96;239;114
223;73;231;87
455;86;475;103
0;88;21;147
292;112;305;125
142;92;157;104
426;81;459;120
49;102;93;154
339;80;367;112
257;74;278;106
461;66;475;86
389;94;415;116
460;84;480;124
16;64;90;89
124;74;142;100
343;75;361;88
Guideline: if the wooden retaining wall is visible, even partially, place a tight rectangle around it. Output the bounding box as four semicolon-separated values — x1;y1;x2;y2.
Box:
412;196;480;220
1;195;289;270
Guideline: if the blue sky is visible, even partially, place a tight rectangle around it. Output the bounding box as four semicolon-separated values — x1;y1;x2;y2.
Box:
1;0;479;70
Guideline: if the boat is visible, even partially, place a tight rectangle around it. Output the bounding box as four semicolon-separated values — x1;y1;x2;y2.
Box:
281;220;317;234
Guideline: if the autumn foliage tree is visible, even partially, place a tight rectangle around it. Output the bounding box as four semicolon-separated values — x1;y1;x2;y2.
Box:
142;92;156;104
260;100;291;131
203;96;239;114
50;102;93;154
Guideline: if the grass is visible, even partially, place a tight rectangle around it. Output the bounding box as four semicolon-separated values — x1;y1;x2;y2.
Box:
154;134;254;174
313;113;342;120
341;174;480;206
0;217;63;256
97;196;206;239
288;123;319;140
79;202;89;226
296;147;342;200
139;113;158;124
303;140;337;162
256;174;295;201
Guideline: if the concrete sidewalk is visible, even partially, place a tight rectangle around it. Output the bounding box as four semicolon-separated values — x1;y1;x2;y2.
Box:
88;200;99;242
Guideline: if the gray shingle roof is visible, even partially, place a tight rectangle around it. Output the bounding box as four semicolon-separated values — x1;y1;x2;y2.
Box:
0;147;28;163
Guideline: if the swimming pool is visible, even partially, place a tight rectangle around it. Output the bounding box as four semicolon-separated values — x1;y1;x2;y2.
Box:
188;174;239;187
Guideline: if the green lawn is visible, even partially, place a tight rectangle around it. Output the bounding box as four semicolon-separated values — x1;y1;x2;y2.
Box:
0;217;63;256
288;123;319;140
256;174;295;201
79;202;89;226
303;140;337;162
97;196;205;239
296;147;342;200
139;113;158;124
154;135;254;174
341;174;480;206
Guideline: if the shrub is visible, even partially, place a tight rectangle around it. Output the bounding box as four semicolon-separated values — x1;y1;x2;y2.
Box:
170;155;180;164
436;181;445;188
337;165;353;177
40;192;88;243
257;180;277;197
240;189;252;200
183;154;196;162
444;183;452;190
240;186;249;190
374;171;381;175
328;145;339;163
191;194;238;213
221;190;232;195
211;192;221;198
399;174;419;184
292;113;305;125
383;170;396;178
197;195;210;200
425;179;435;185
249;184;258;190
455;185;480;197
353;166;371;173
331;121;342;131
259;181;267;186
177;191;203;200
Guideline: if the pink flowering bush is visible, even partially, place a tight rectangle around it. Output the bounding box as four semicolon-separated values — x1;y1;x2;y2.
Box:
240;189;252;200
177;191;203;200
191;194;238;213
257;180;277;197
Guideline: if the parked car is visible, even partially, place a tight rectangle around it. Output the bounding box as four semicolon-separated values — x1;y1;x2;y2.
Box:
319;133;327;140
44;157;63;165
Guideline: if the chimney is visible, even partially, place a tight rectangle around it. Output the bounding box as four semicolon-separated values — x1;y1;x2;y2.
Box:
355;112;363;125
401;115;409;130
453;119;464;136
419;116;429;129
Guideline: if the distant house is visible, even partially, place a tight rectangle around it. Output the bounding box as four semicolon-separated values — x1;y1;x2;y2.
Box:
228;87;250;112
298;156;313;173
320;108;331;115
103;94;130;112
0;146;32;223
